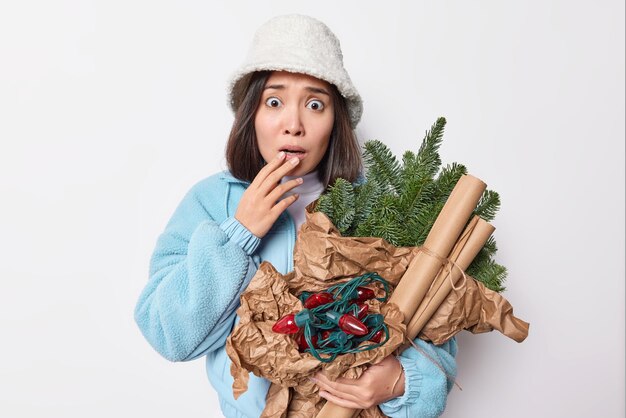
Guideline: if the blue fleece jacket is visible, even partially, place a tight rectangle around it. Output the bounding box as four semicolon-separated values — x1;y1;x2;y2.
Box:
134;171;457;418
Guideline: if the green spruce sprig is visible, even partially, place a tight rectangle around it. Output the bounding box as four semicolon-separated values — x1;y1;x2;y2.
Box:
314;117;507;292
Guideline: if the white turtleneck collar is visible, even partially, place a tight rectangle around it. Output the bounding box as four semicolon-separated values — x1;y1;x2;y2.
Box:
280;170;325;233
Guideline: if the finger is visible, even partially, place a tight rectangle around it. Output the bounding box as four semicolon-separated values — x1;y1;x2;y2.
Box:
313;374;361;401
250;151;286;189
269;193;299;217
258;157;300;195
315;372;359;390
319;390;364;409
266;177;303;203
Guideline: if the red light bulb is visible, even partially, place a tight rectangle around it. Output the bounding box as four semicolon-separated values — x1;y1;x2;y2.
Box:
273;310;315;334
370;329;384;343
338;314;369;336
323;310;369;336
303;292;334;309
355;303;368;319
272;314;299;334
355;287;376;303
298;333;318;351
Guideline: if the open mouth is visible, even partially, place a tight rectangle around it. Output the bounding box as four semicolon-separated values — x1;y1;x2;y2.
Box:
280;146;306;156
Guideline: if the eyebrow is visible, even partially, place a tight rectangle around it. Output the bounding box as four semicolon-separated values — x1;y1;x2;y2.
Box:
264;84;330;96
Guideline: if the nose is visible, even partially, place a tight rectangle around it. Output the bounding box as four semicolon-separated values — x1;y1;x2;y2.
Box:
282;105;304;137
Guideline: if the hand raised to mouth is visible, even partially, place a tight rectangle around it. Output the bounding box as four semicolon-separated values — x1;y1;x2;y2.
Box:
235;151;303;238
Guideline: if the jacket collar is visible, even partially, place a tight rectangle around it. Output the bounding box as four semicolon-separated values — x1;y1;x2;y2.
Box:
218;170;250;185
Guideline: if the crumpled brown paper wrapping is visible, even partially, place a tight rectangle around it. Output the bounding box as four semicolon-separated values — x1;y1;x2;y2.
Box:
420;275;529;344
226;209;528;418
226;260;405;418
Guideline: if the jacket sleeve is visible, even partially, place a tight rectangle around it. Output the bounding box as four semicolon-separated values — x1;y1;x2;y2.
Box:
134;182;261;362
379;337;458;418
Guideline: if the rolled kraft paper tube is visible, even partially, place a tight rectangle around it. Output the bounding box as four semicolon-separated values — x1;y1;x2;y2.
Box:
405;214;481;332
388;174;486;323
406;217;495;341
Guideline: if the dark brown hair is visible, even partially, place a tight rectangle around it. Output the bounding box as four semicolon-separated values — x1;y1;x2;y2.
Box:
225;71;362;188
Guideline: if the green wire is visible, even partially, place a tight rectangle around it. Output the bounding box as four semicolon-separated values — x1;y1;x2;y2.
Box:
300;272;391;363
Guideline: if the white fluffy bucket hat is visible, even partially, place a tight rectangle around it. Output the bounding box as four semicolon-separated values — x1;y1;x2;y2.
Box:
227;14;363;128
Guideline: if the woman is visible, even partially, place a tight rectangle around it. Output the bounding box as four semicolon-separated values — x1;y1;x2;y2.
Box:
134;14;457;418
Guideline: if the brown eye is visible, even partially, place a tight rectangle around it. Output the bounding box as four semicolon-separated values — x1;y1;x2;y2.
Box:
265;97;282;108
306;100;324;111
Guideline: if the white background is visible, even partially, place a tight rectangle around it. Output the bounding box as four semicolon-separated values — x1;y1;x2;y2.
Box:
1;1;624;417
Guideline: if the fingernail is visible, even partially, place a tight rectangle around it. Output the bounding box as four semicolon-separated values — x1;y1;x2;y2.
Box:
277;151;285;159
309;377;317;383
290;157;299;165
297;177;303;184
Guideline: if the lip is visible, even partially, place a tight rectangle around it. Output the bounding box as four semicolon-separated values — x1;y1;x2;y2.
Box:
280;145;306;153
280;145;307;161
284;151;307;161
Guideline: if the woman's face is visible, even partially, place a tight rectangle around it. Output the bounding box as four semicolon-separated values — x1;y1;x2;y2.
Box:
254;71;335;177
